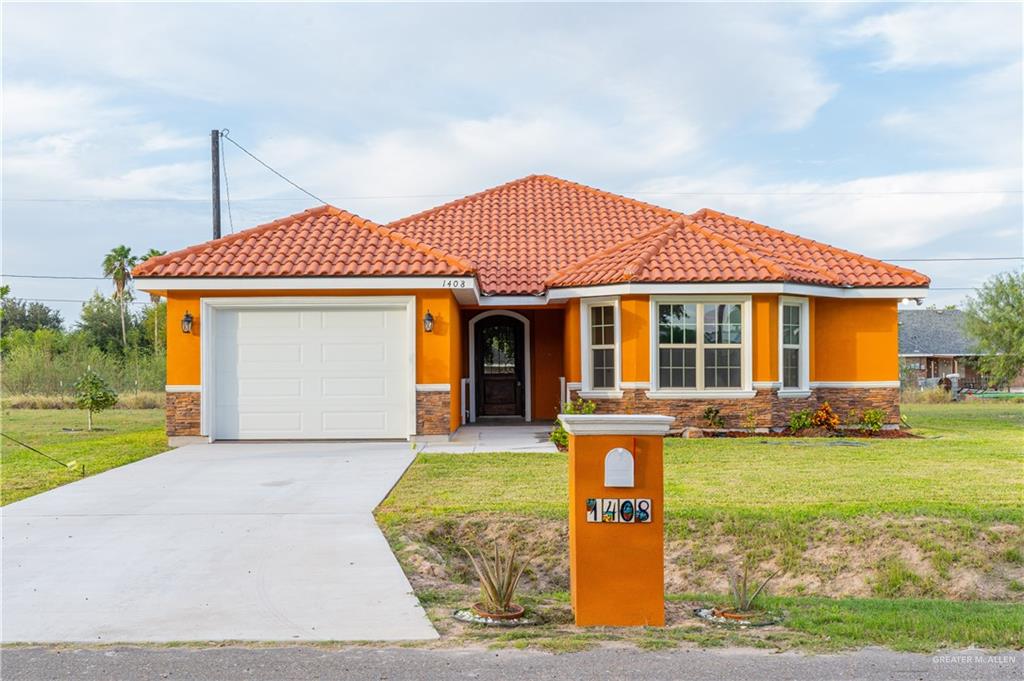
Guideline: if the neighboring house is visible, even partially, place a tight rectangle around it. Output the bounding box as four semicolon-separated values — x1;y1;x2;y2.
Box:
134;175;929;441
899;308;1024;390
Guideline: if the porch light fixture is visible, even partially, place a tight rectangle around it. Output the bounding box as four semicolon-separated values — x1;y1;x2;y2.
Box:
423;310;435;333
181;310;194;334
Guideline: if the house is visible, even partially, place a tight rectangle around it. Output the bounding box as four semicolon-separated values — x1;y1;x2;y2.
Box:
899;308;1024;390
133;175;930;441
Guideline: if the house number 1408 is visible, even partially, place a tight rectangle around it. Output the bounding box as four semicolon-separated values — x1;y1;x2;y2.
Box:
441;279;467;288
585;498;652;523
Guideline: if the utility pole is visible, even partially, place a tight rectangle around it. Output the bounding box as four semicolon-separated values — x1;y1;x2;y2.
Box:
211;129;221;240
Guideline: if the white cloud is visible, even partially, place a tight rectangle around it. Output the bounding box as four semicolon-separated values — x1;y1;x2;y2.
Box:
847;4;1022;70
633;167;1022;254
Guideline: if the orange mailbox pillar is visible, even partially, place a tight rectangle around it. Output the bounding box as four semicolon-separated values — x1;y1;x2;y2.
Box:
558;413;675;627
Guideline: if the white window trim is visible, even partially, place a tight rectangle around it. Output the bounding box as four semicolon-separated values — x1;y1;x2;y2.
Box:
778;296;811;397
647;295;754;399
579;297;622;398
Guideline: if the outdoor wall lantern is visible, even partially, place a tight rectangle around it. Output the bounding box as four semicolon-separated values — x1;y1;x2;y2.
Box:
181;310;194;334
423;310;435;333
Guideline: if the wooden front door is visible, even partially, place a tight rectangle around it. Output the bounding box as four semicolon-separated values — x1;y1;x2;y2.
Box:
476;316;525;417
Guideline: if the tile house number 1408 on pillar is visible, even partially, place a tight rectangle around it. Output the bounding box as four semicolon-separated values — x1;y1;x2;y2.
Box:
586;498;652;523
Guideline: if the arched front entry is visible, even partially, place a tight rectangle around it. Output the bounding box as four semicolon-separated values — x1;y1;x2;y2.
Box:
468;311;531;422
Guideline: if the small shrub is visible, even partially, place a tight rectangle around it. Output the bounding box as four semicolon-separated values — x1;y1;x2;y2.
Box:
859;408;887;432
741;410;758;432
901;386;951;404
74;369;118;430
550;398;597;449
727;558;780;612
811;401;840;431
702;405;725;429
788;409;814;433
462;541;532;614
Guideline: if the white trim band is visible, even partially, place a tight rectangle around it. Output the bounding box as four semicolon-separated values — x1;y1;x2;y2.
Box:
620;381;651;389
165;384;201;393
416;384;451;392
811;381;901;389
752;381;782;390
576;390;624;399
645;390;757;400
557;414;676;436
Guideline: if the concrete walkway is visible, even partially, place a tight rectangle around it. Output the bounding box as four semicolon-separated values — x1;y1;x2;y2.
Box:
421;422;559;453
1;442;437;643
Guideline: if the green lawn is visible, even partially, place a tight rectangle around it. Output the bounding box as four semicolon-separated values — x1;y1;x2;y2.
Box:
1;409;167;505
378;402;1023;652
378;402;1024;523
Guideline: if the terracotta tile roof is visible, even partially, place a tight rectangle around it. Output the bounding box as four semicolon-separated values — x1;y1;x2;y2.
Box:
690;209;930;288
132;205;474;278
545;216;788;287
385;175;682;295
135;175;928;293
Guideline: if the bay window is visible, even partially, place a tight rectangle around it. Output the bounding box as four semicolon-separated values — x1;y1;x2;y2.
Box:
652;298;751;394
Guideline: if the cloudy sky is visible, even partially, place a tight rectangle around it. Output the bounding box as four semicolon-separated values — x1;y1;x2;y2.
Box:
3;2;1021;323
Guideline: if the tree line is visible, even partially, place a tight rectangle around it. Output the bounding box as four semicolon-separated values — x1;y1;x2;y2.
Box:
1;246;167;396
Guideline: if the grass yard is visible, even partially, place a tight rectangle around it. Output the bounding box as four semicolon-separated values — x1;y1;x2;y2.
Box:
378;402;1023;523
1;409;168;505
378;402;1024;652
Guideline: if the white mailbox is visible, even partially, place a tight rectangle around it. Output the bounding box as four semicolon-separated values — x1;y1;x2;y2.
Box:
603;447;635;488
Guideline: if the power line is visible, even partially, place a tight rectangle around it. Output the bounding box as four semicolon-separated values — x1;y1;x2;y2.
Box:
2;274;107;280
885;256;1024;262
4;190;1024;203
219;131;328;205
220;130;235;233
8;297;150;306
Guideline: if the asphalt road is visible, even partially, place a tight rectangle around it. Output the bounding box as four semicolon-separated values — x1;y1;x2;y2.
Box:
2;646;1021;681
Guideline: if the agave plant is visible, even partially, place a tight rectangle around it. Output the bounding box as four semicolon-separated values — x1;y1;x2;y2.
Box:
728;561;781;612
462;542;531;614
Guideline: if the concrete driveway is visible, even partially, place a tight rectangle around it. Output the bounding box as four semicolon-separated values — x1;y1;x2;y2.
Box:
1;442;437;643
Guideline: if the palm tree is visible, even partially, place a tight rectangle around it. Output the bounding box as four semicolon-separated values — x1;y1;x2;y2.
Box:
101;245;138;348
139;248;166;351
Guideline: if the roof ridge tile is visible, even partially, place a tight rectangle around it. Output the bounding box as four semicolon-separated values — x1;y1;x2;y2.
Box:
681;217;790;280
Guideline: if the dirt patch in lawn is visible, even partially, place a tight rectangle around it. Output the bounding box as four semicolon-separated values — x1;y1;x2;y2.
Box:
384;514;1024;603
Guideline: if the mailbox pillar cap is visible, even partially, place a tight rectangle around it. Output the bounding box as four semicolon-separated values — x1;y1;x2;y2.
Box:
557;414;675;436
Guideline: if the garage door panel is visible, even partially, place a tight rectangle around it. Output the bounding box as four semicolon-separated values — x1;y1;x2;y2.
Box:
321;342;388;363
238;343;303;364
238;310;302;329
237;378;304;398
321;309;388;329
322;411;389;434
213;306;410;440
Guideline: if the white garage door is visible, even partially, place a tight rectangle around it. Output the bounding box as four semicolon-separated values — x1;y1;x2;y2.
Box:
212;305;411;440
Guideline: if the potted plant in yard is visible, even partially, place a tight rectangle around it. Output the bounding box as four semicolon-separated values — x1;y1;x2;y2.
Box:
462;541;532;621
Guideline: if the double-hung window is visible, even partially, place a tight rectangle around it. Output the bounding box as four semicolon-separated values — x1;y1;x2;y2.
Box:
583;301;618;392
778;298;809;393
652;299;750;393
657;304;697;388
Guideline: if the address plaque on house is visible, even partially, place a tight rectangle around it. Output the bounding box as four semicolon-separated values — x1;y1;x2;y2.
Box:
585;498;652;524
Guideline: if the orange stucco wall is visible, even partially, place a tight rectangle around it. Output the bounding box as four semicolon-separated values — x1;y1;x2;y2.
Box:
563;299;581;383
812;298;898;381
620;295;650;383
752;294;778;383
164;288;462;430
